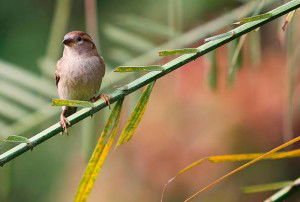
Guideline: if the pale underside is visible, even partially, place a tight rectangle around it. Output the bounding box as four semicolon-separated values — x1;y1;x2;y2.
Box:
56;55;104;101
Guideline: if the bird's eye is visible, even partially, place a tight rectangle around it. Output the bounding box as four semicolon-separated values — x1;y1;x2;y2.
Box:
77;37;82;42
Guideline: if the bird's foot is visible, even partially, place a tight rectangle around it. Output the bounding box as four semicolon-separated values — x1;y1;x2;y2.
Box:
27;142;34;151
91;94;111;109
60;113;71;134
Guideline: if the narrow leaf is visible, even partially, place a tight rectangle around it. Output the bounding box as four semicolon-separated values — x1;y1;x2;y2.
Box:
172;149;300;180
249;30;261;66
114;65;164;72
116;81;155;147
228;36;245;85
209;148;300;162
234;13;273;25
242;181;293;193
52;99;94;108
0;135;30;144
204;31;235;42
207;50;218;90
74;99;124;202
159;48;198;56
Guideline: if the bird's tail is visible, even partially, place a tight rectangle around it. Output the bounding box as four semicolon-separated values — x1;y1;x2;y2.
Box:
64;107;77;117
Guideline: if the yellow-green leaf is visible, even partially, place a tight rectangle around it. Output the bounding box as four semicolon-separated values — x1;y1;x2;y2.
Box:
159;48;198;56
113;65;164;72
234;13;273;25
52;99;94;108
116;81;155;147
242;181;293;193
207;50;218;90
228;36;245;85
0;135;30;144
74;99;124;202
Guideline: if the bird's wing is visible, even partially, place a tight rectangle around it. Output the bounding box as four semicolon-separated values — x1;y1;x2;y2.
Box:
55;59;62;87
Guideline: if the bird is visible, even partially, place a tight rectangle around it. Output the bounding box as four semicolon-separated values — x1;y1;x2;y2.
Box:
55;31;109;133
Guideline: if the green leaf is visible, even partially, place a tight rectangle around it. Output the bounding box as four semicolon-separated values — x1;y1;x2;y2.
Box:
242;181;293;193
249;30;261;66
116;81;155;147
52;99;94;108
227;36;245;85
159;48;198;56
265;177;300;202
113;65;164;72
0;135;30;144
74;99;124;202
234;13;273;25
207;50;218;90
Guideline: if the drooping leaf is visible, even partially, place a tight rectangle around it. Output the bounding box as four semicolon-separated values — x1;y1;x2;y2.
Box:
249;30;261;66
0;135;30;144
114;65;164;72
227;36;245;85
204;31;235;42
74;99;124;202
52;99;94;108
159;48;198;56
234;13;273;25
207;50;218;90
242;181;293;193
116;81;155;147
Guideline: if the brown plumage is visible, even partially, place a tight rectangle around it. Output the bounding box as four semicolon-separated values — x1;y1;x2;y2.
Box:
55;31;106;132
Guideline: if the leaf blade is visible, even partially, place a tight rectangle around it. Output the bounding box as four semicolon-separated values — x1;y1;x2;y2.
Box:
116;81;155;147
159;48;198;56
0;135;30;144
242;181;293;193
74;99;124;202
207;50;218;90
113;65;164;72
234;13;273;25
52;99;94;108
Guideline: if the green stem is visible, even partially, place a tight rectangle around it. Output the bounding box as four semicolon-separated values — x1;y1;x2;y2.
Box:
0;0;299;166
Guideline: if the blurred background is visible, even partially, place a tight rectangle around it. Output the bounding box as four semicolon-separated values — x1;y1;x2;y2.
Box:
0;0;300;201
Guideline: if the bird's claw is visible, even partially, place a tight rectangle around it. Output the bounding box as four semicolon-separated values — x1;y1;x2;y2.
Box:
91;94;111;109
60;114;71;135
27;142;34;151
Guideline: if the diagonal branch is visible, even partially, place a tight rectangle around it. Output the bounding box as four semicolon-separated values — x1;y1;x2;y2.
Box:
0;0;299;166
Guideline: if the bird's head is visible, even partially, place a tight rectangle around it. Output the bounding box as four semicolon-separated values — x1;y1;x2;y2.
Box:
62;31;97;55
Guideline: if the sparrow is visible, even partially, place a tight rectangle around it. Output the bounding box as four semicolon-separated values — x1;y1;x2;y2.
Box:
55;31;109;132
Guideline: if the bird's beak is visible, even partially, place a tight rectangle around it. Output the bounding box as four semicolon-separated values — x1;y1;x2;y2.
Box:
62;38;74;46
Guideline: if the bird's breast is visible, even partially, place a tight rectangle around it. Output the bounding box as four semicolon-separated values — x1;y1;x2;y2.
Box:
58;56;104;100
